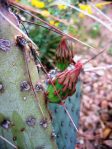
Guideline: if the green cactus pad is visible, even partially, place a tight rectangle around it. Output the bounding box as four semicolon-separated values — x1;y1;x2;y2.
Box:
49;81;81;149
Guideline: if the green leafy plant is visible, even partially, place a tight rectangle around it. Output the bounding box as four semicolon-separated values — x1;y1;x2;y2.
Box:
90;23;101;38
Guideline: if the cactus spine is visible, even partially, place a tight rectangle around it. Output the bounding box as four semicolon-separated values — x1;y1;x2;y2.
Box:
0;3;57;149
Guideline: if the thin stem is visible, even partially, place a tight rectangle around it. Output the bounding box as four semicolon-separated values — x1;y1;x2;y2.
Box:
90;3;112;24
0;11;37;47
84;64;112;72
10;1;77;29
83;39;111;65
35;45;109;131
0;135;17;149
0;11;78;130
23;46;45;118
36;58;79;132
21;22;29;36
1;4;109;134
53;1;112;32
11;3;98;50
83;48;106;65
22;20;63;36
0;11;45;117
63;104;79;132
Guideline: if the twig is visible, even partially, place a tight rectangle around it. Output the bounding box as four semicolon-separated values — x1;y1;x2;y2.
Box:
82;39;111;67
84;64;112;72
83;49;106;65
0;11;45;117
20;22;29;36
0;135;17;149
0;6;79;129
10;1;77;29
62;104;79;132
1;3;110;134
53;1;112;32
21;20;63;35
0;10;37;48
10;3;98;50
36;59;79;133
90;3;112;25
23;43;45;118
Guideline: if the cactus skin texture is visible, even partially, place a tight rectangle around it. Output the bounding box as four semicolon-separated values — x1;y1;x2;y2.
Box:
47;37;81;149
0;4;57;149
49;81;81;149
47;38;81;148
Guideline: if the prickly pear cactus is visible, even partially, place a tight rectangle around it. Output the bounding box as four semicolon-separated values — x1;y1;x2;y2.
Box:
49;80;81;149
0;4;57;149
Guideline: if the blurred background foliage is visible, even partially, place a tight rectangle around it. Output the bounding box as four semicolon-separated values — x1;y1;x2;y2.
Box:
15;0;111;69
10;1;112;148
